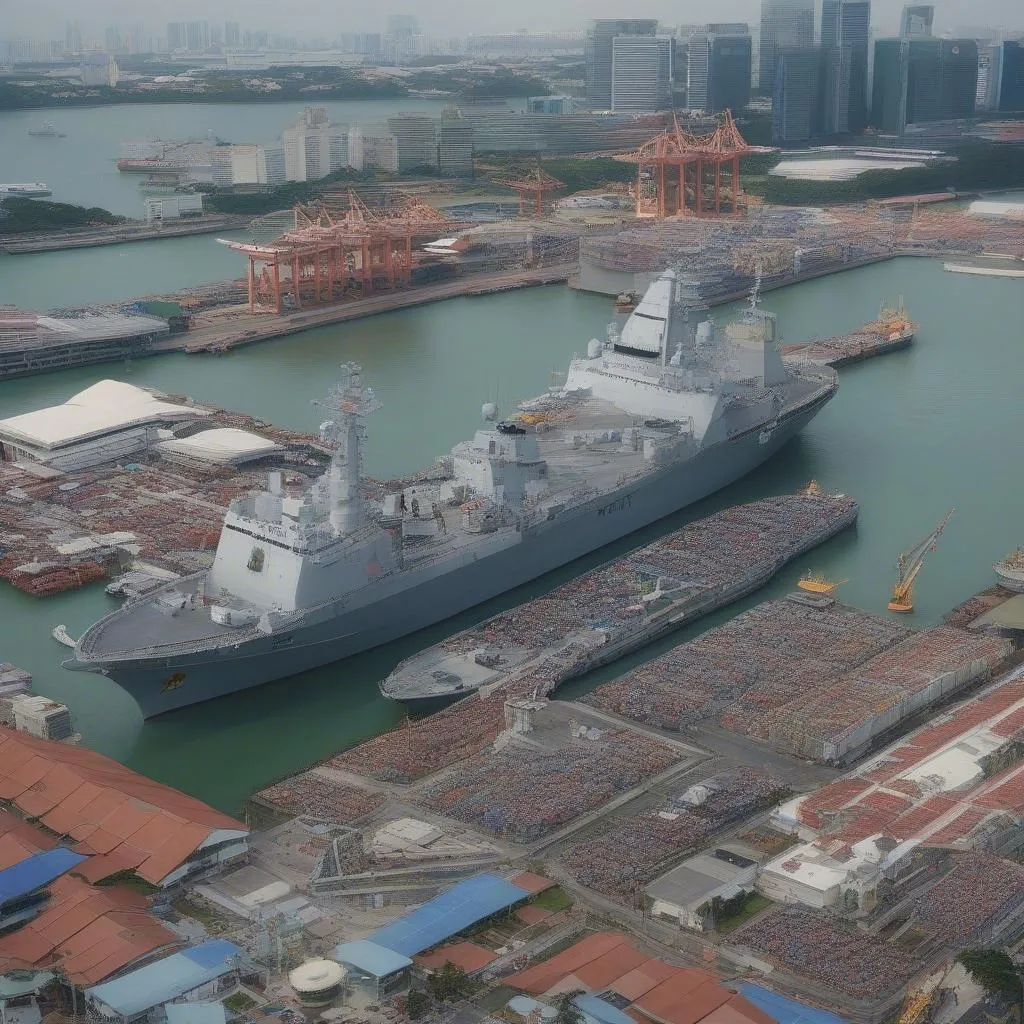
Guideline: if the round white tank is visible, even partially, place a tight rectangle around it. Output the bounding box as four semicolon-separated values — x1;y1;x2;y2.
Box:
696;321;713;346
289;959;346;1006
587;338;603;359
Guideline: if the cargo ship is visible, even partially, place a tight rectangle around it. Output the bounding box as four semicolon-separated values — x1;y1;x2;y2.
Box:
381;488;859;706
782;304;915;368
66;270;838;718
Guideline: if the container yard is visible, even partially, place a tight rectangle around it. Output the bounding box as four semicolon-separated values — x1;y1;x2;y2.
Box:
0;383;328;596
585;595;1013;764
781;304;916;368
558;767;784;904
381;490;860;705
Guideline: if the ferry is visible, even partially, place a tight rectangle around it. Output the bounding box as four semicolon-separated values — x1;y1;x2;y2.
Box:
0;183;53;198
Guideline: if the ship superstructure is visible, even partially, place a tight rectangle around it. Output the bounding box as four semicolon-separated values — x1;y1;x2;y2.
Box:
67;270;838;717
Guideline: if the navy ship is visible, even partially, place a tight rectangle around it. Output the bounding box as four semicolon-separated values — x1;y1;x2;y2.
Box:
67;271;838;717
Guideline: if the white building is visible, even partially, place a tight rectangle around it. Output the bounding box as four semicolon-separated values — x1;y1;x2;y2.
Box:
281;106;351;182
80;52;118;87
611;35;673;112
348;126;399;172
144;193;204;223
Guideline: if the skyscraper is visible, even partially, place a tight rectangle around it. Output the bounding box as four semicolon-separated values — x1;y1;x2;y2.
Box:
585;19;659;109
437;107;474;177
610;35;673;112
167;24;186;51
819;0;870;132
899;5;934;37
224;22;240;47
759;0;814;94
871;38;978;133
65;22;82;53
687;25;752;113
772;47;820;142
985;40;1024;112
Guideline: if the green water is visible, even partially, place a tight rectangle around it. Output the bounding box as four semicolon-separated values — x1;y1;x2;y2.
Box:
0;257;1021;814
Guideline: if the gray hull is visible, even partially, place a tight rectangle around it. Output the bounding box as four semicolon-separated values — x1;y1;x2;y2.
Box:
66;390;832;718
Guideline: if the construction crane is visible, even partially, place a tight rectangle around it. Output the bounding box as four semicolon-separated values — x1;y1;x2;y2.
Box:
889;509;954;613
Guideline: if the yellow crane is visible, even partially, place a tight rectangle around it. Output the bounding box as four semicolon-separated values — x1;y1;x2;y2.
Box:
889;509;955;613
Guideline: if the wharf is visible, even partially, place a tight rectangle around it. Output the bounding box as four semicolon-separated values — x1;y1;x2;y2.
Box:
381;491;860;706
0;215;250;254
178;264;576;354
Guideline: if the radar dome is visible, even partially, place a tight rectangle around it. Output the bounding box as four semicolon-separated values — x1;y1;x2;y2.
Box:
481;402;499;422
587;339;603;359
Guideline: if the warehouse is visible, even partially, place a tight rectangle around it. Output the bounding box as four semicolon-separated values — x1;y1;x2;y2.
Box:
0;380;207;471
156;427;285;468
333;940;412;1001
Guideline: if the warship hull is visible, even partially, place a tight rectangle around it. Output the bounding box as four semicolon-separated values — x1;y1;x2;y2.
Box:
66;387;832;718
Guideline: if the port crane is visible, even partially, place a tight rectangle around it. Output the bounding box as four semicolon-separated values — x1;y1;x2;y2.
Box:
889;509;954;613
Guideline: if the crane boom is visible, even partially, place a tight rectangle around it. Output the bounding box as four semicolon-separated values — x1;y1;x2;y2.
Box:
889;508;954;613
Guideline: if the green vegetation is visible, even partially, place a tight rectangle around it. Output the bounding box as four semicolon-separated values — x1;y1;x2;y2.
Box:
532;885;573;912
958;949;1022;1001
172;897;231;934
223;993;258;1014
763;141;1024;205
702;891;772;934
553;991;586;1024
0;197;125;233
405;991;431;1019
95;872;159;894
203;167;377;216
426;963;477;1002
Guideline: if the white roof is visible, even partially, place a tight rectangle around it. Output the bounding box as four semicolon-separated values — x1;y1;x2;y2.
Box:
0;381;207;451
771;156;926;181
156;427;284;464
968;200;1024;219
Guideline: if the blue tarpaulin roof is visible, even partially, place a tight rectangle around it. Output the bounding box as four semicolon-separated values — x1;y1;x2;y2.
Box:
369;874;530;956
575;995;637;1024
165;1004;227;1024
0;848;87;907
334;940;413;978
86;940;242;1016
739;985;849;1024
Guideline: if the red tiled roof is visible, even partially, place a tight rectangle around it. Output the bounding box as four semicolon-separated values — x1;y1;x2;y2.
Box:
0;731;245;884
515;906;553;925
633;972;732;1024
611;961;684;1001
700;996;776;1024
507;933;634;995
509;871;556;894
414;942;499;974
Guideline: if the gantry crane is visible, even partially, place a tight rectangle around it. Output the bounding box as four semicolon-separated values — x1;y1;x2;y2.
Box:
888;509;954;613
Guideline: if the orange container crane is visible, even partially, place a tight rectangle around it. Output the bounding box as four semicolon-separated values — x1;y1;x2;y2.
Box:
888;509;954;613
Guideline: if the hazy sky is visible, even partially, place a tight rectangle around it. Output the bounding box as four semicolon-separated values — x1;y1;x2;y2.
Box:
8;0;1023;39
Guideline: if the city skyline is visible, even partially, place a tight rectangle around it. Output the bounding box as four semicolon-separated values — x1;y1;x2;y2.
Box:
7;0;1024;41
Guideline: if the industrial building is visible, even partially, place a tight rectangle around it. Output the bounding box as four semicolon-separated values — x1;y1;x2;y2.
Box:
871;37;979;135
333;941;412;1001
0;380;207;471
610;35;673;113
0;310;171;382
686;25;752;114
585;19;659;109
85;940;253;1023
0;730;249;887
144;194;204;224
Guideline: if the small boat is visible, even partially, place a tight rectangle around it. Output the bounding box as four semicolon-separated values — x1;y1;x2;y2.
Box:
28;122;65;138
797;571;847;595
52;624;78;648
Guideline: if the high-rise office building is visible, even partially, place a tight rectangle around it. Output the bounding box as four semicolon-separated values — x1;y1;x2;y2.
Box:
759;0;814;94
167;23;186;51
224;22;240;47
687;24;752;113
65;22;82;53
871;38;978;133
819;0;870;132
185;21;209;52
899;5;934;37
348;127;399;173
437;107;474;177
610;35;673;112
585;19;659;109
985;40;1024;112
387;114;440;171
772;46;820;142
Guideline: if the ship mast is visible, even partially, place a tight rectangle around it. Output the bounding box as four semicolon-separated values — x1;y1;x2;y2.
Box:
313;363;381;537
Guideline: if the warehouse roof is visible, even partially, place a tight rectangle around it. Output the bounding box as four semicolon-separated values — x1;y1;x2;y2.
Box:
156;427;284;465
334;940;413;978
369;873;529;956
87;940;242;1016
0;847;87;907
738;985;848;1024
0;381;206;451
165;1004;227;1024
0;731;246;885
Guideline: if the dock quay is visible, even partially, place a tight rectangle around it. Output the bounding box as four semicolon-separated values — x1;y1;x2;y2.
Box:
381;490;860;705
0;214;250;254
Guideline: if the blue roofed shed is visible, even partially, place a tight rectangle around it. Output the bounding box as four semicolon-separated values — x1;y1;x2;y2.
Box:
575;995;638;1024
334;941;413;1001
738;985;850;1024
0;849;87;907
86;940;244;1021
165;1004;227;1024
369;874;530;957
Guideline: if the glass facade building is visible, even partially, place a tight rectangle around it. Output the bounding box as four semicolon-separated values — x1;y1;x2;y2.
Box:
687;25;753;113
759;0;814;94
585;19;659;109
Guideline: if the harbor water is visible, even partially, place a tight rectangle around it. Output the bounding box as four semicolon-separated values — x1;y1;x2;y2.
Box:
0;257;1021;813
